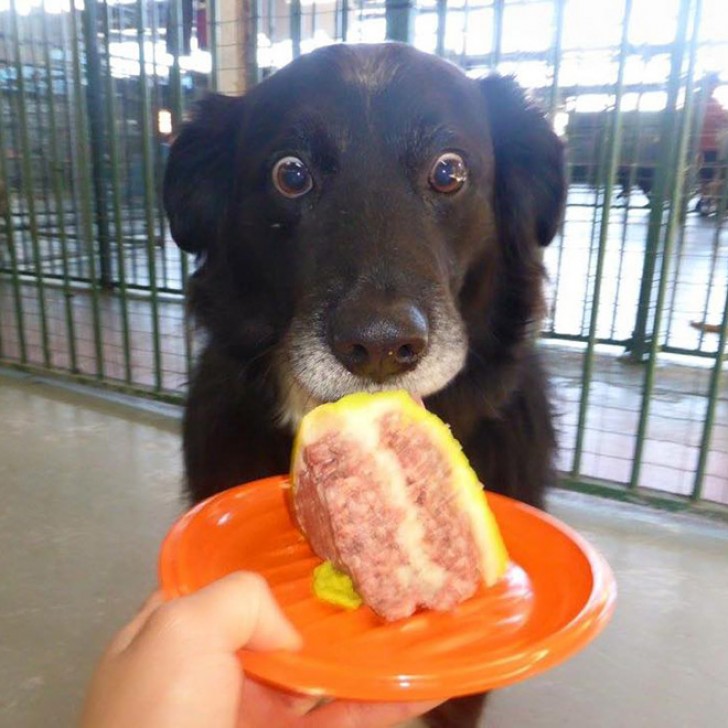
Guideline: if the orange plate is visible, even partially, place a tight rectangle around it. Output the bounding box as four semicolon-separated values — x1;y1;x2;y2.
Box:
159;476;616;701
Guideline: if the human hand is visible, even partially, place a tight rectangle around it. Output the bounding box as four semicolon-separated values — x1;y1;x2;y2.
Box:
81;571;441;727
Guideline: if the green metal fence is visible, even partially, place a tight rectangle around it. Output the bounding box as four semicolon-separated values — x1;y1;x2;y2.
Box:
1;0;726;510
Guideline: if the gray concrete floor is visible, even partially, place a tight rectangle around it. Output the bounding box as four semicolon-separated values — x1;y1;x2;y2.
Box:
0;373;185;728
1;371;727;728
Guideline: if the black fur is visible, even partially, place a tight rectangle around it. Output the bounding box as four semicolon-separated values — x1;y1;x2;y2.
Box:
164;43;565;727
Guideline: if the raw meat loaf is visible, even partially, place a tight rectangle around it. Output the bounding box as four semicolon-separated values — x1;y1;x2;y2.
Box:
290;391;509;621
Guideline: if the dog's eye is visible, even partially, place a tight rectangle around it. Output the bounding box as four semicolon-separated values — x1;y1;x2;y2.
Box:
273;156;313;198
429;153;468;194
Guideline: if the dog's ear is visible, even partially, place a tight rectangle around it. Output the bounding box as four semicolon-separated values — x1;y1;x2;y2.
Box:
163;94;241;254
479;75;565;248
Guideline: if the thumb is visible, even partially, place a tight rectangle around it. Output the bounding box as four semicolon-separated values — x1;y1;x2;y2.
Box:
165;572;302;653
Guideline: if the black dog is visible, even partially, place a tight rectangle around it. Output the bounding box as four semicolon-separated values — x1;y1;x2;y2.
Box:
164;42;565;728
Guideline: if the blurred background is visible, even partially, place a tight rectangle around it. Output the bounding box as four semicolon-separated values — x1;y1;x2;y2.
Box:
0;0;726;506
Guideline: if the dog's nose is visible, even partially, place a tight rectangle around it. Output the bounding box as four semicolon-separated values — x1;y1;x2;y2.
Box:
329;300;429;382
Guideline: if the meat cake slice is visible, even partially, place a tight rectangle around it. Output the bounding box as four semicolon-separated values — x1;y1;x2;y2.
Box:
290;391;509;621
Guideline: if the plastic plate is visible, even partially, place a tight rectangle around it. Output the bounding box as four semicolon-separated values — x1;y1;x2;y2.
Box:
159;475;616;700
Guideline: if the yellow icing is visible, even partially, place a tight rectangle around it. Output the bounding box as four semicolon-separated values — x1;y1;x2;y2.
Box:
313;560;364;610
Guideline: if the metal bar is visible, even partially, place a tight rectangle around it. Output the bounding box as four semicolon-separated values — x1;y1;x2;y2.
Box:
629;0;701;490
70;0;105;378
58;1;84;283
81;0;113;289
137;0;164;391
41;0;78;372
690;141;728;496
693;188;726;354
691;227;728;501
0;55;27;363
102;0;133;383
548;0;566;120
610;99;647;339
457;44;684;69
266;0;276;43
245;0;260;88
209;0;218;92
9;0;52;368
571;0;633;478
1;360;186;407
491;0;505;70
560;476;728;521
149;0;169;290
627;0;694;363
436;0;447;57
612;204;632;339
341;0;349;41
628;209;665;361
118;77;140;285
169;0;193;381
542;0;568;335
543;333;630;347
178;255;193;382
27;15;56;280
291;0;302;58
385;0;413;43
169;0;185;128
624;98;648;207
460;0;470;64
0;269;185;298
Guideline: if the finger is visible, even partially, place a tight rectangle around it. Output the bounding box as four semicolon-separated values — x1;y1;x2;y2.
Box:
302;698;443;728
145;572;302;654
240;678;326;722
108;591;166;655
